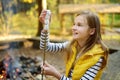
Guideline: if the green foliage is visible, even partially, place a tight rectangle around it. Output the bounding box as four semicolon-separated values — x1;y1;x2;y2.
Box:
47;0;57;10
10;5;38;35
115;14;120;26
21;0;35;3
1;0;120;36
109;0;120;3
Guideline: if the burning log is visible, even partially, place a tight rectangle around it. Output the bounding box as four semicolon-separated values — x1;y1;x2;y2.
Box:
0;54;42;80
0;60;7;80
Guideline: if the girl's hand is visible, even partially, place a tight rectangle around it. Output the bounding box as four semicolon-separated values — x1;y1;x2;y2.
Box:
39;10;51;30
39;10;51;24
41;61;62;79
39;10;47;24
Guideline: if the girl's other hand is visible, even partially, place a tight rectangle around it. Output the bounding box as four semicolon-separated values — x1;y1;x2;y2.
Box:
41;61;62;79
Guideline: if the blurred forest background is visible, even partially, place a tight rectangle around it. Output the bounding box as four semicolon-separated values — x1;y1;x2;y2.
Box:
0;0;120;80
0;0;120;38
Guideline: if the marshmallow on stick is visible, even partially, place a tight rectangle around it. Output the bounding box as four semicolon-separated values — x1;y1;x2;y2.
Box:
44;10;51;30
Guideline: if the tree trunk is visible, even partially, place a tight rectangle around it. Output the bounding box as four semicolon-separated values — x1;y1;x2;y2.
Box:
32;0;43;49
36;0;43;36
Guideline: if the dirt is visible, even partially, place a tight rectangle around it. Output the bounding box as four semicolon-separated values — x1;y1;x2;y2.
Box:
0;41;120;80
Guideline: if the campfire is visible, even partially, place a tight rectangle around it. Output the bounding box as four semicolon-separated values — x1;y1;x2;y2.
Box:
0;53;42;80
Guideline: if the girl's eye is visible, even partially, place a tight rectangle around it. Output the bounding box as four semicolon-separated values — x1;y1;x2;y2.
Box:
77;23;81;26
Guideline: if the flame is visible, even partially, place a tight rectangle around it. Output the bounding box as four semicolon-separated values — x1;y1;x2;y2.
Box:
0;70;6;79
0;75;3;79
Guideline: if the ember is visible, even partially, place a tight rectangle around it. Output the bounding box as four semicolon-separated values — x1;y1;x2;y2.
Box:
0;53;42;80
0;69;6;80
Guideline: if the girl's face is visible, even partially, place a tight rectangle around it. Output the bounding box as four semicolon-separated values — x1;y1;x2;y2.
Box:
72;15;94;41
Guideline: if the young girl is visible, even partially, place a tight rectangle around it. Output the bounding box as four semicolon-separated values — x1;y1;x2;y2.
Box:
39;10;109;80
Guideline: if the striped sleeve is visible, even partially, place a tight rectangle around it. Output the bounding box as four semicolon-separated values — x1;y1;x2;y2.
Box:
60;57;103;80
60;75;72;80
40;31;69;53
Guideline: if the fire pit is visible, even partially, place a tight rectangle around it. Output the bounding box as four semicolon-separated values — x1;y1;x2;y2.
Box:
0;53;42;80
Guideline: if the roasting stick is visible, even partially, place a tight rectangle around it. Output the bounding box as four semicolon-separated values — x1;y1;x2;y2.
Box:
41;10;51;80
41;36;46;80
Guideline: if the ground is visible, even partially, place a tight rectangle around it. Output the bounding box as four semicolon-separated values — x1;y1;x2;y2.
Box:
0;45;120;80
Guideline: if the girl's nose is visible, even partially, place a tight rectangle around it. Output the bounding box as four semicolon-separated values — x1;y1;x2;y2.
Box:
72;25;77;30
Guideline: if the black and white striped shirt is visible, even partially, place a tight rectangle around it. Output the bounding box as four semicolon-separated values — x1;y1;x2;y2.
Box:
40;31;103;80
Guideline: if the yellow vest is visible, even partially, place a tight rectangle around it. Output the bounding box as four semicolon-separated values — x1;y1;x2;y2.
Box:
65;43;107;80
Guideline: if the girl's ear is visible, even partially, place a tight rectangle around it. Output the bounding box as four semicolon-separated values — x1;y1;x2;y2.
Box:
89;28;95;35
